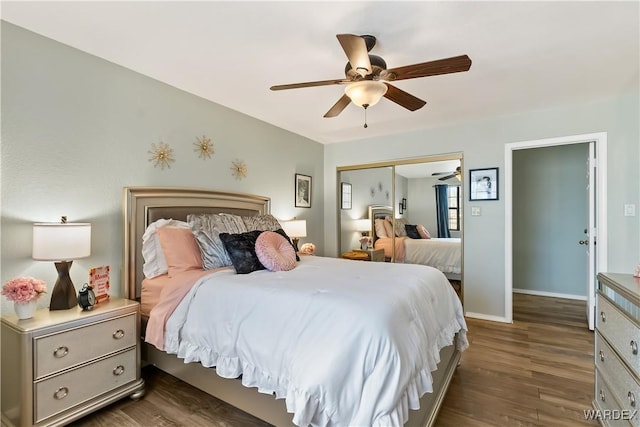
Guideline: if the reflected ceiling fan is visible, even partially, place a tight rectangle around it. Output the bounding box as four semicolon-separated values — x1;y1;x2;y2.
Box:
270;34;472;127
433;166;461;181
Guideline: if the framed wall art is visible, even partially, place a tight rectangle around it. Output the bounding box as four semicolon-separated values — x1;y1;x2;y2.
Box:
341;182;352;210
295;173;312;208
469;167;499;201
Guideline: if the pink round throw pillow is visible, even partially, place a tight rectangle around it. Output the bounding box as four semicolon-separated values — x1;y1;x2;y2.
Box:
255;231;297;272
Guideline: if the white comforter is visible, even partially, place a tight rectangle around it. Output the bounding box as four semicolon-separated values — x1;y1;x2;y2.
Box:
404;238;462;274
163;255;467;427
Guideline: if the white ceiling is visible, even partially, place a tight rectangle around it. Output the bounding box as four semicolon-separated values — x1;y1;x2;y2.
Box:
2;1;638;145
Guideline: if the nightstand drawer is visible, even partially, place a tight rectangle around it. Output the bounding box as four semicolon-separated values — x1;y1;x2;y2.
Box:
35;348;136;423
597;295;640;378
35;313;136;379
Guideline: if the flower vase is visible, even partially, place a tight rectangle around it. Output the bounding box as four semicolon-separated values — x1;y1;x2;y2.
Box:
14;300;37;320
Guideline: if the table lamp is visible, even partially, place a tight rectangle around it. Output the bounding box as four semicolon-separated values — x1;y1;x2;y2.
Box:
32;217;91;310
282;219;307;252
355;219;371;250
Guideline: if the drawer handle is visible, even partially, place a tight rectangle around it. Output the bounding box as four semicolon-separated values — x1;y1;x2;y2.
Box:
630;391;636;407
113;365;125;376
112;329;125;340
600;389;606;402
631;340;638;356
599;350;605;362
53;387;68;400
600;311;606;322
53;346;69;358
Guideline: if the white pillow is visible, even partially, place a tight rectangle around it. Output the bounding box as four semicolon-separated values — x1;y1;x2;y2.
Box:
142;219;191;278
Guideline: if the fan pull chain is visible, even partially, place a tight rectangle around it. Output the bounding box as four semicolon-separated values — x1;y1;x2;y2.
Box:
363;104;369;129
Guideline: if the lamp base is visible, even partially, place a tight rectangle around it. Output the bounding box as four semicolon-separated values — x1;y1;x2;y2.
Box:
292;237;300;252
50;261;78;310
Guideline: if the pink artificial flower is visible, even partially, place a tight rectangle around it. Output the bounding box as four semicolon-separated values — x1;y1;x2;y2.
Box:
1;276;47;303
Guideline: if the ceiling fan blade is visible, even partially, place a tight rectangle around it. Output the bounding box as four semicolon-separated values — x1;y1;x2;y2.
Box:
438;174;456;181
383;55;472;81
432;171;451;176
336;34;371;77
383;84;426;111
324;94;351;118
270;78;349;91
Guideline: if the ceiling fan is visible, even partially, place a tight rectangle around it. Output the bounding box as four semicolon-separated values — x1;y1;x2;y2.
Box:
270;34;472;126
433;166;462;181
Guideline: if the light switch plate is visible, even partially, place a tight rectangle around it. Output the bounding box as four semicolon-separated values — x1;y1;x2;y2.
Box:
624;204;636;216
471;206;481;216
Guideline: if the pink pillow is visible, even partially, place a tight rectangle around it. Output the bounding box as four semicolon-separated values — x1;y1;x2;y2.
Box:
255;231;296;272
417;224;431;239
156;227;203;277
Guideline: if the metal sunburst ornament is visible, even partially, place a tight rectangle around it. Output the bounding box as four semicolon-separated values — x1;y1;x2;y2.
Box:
230;159;247;180
193;135;214;159
148;141;175;170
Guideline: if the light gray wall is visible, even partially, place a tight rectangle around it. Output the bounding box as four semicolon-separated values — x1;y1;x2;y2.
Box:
513;144;589;297
338;167;393;253
0;23;324;313
324;93;639;319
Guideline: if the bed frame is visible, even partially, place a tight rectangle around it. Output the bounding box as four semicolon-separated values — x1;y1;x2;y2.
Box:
122;186;461;427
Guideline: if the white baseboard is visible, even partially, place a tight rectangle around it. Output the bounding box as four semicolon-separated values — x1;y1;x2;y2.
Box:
464;312;511;323
513;288;587;301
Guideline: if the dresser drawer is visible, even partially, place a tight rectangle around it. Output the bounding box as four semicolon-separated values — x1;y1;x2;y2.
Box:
35;348;136;423
35;313;136;379
597;295;640;377
595;369;634;426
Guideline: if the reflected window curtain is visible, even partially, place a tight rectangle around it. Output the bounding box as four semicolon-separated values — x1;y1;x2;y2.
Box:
435;184;451;238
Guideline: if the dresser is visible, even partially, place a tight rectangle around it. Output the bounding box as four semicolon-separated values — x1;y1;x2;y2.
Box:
594;273;640;426
1;298;145;427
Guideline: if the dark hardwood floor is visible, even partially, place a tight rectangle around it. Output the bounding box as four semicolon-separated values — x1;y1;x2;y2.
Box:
70;293;595;427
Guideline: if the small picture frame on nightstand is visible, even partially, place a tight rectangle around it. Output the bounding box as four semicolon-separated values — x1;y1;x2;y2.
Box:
89;265;110;304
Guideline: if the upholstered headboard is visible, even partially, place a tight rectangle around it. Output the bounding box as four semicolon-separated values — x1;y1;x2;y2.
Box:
122;187;270;300
368;205;393;244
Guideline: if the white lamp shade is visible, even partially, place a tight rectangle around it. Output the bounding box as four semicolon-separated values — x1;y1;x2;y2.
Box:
344;81;388;107
282;220;307;238
32;223;91;261
354;219;371;232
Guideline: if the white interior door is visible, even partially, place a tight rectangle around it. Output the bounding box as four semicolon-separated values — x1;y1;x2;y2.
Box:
586;141;596;331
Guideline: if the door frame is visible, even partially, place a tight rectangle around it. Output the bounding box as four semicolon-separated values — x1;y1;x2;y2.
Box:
504;132;608;326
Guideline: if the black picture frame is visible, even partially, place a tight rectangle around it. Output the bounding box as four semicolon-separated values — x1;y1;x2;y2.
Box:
340;182;352;210
295;173;312;208
469;167;499;201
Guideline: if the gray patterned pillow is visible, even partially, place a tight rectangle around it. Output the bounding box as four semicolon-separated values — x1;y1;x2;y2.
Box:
242;214;283;232
187;213;248;269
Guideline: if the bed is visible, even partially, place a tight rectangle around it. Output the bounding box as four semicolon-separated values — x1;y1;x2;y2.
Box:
123;187;467;427
369;205;462;280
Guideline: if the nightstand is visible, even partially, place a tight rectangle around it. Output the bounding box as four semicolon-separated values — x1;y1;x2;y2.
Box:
1;298;145;427
342;248;385;262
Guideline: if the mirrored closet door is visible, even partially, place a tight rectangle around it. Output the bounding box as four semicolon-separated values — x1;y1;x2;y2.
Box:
337;154;464;300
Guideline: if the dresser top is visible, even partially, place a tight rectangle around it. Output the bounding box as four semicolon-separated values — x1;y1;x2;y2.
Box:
597;272;640;306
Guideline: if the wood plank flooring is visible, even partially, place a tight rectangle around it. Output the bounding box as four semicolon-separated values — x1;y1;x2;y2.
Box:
69;293;595;427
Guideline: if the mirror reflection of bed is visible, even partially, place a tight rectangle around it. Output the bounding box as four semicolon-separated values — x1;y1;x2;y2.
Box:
337;157;463;301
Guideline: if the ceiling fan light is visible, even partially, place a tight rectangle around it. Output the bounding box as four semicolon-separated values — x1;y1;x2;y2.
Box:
344;81;388;107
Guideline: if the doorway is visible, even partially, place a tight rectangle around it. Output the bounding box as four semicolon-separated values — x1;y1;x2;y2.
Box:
504;132;608;330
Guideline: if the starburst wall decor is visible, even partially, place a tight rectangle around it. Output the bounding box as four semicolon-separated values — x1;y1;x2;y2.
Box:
230;159;247;180
193;135;214;159
148;141;175;170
